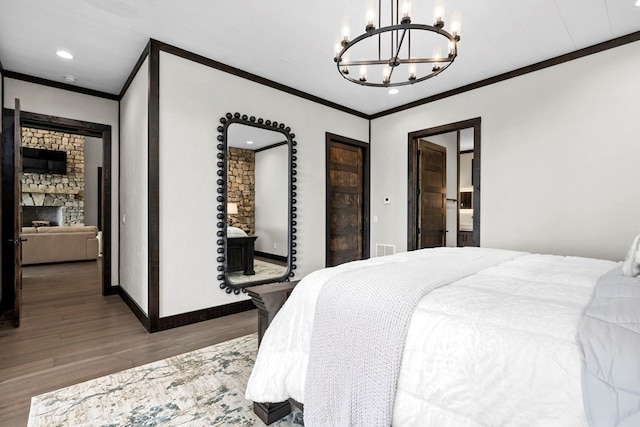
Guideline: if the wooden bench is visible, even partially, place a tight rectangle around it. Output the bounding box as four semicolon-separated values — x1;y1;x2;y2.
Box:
246;280;299;424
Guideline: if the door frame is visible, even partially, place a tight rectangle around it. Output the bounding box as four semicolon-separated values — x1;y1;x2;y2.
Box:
407;117;481;251
325;132;370;266
3;110;114;296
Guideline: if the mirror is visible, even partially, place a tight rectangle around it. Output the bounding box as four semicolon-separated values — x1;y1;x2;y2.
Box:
459;137;474;233
215;113;297;294
459;191;472;209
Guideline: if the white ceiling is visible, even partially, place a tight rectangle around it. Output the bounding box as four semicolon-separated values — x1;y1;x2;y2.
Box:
1;0;639;115
227;123;288;151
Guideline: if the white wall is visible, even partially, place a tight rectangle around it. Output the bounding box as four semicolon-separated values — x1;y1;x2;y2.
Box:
371;40;640;261
158;51;369;317
255;144;289;257
83;136;103;227
119;58;149;314
4;78;120;284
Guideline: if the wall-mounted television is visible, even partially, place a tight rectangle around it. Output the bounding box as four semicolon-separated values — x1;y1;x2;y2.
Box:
22;147;67;175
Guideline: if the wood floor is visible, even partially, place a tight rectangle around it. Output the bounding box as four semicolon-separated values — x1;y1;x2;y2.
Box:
0;260;257;426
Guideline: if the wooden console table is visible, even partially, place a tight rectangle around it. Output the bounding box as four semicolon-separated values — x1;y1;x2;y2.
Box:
246;280;299;424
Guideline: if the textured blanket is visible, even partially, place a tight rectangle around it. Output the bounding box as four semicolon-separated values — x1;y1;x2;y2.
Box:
577;266;640;427
303;247;524;427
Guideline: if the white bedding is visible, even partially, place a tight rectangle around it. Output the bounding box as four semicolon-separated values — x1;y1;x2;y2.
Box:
245;248;618;426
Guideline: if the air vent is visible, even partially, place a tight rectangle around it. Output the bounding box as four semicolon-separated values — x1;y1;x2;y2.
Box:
375;243;396;257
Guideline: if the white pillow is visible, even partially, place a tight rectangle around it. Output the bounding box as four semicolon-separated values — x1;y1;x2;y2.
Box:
621;232;640;277
227;226;248;238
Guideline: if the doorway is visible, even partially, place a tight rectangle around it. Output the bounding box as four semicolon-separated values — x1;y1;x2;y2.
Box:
1;110;113;319
407;118;481;251
325;133;370;267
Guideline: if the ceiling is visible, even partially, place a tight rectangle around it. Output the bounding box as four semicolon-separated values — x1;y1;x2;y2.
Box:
1;0;639;116
227;123;288;151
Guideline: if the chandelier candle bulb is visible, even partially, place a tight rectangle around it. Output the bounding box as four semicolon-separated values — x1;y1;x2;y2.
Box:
365;0;376;31
342;16;350;44
360;66;368;82
434;0;445;27
451;10;462;40
342;53;350;74
408;64;417;81
401;1;411;23
383;66;391;84
433;45;442;71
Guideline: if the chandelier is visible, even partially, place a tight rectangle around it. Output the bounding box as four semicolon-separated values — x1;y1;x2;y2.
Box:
334;0;461;88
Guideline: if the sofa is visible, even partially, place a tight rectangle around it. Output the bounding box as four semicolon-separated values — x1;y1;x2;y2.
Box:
21;226;100;265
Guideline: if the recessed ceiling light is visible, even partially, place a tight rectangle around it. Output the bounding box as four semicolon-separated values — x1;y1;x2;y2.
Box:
246;140;254;145
636;0;640;6
56;50;74;60
388;88;399;95
63;75;77;83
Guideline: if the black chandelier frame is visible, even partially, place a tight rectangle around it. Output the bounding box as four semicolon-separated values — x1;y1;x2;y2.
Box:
334;11;460;88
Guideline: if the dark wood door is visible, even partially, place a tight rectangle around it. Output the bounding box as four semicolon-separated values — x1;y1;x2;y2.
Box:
1;100;23;326
326;138;367;267
418;139;446;248
12;100;23;326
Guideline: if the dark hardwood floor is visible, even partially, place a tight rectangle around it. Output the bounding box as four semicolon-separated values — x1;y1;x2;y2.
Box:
0;260;257;426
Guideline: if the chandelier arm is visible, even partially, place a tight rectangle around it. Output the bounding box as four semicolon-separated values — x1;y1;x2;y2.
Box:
386;28;408;84
378;0;382;61
393;28;408;63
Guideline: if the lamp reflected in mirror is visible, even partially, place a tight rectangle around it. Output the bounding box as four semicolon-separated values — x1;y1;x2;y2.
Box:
227;202;238;225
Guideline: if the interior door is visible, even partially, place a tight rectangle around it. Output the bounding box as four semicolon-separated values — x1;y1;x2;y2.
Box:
418;139;446;248
12;99;23;327
326;137;367;267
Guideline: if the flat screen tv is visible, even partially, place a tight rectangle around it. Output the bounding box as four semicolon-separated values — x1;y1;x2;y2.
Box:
22;147;67;175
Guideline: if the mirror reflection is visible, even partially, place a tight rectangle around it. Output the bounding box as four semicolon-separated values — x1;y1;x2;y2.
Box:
458;134;474;234
225;123;290;286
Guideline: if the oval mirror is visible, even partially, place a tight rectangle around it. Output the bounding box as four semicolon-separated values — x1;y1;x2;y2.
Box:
215;113;297;293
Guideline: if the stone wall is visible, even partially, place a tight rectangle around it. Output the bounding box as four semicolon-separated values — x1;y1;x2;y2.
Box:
227;147;255;235
21;128;85;226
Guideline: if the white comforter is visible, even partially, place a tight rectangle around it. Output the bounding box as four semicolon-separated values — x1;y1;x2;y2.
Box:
245;248;617;426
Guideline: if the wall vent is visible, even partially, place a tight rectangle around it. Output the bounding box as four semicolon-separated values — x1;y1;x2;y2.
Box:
375;243;396;257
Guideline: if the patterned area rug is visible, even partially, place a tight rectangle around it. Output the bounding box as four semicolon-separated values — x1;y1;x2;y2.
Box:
28;333;303;426
227;260;288;285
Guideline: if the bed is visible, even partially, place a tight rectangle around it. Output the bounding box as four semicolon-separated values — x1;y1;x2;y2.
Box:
245;245;640;426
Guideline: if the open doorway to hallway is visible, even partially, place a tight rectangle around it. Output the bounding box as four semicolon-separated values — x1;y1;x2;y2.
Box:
1;109;113;328
407;118;481;251
20;127;104;296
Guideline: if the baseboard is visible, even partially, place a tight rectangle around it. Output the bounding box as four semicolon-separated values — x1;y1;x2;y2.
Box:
156;300;255;332
104;284;120;296
254;251;287;264
118;287;150;331
119;287;255;333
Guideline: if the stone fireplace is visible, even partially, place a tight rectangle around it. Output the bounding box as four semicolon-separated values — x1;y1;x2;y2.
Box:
227;147;255;235
20;128;85;227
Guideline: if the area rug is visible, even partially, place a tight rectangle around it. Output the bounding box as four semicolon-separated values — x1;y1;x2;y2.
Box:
28;333;304;426
227;260;288;285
